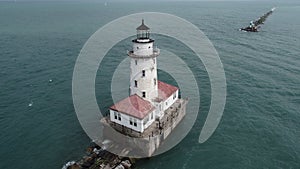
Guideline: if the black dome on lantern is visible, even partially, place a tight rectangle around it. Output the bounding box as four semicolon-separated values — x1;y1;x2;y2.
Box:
136;19;149;30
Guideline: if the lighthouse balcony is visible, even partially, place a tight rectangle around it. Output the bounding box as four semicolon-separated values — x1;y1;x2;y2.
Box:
132;38;154;43
127;48;160;58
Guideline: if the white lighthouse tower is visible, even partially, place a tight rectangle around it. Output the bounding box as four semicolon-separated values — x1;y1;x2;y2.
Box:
128;19;160;103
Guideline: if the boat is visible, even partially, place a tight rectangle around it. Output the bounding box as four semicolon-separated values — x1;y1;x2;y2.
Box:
240;7;276;32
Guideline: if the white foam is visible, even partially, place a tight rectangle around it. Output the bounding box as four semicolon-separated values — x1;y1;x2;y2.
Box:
62;161;76;169
28;101;33;107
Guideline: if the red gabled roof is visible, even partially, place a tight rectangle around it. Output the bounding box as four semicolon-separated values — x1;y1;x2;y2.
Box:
110;94;154;119
158;80;178;101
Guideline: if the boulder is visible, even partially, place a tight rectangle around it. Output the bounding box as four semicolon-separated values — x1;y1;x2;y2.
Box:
121;160;132;169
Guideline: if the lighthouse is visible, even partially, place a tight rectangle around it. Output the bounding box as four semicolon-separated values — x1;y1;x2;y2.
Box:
108;20;186;135
128;19;160;103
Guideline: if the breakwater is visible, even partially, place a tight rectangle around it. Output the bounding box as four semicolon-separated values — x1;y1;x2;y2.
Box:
62;142;134;169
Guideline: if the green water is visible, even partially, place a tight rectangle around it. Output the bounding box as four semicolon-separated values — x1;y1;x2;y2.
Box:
0;1;299;169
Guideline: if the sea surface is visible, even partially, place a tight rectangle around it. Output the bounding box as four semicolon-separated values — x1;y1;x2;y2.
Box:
0;1;300;169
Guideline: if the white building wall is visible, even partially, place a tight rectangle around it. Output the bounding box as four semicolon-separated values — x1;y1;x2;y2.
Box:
109;109;155;133
110;109;142;132
162;90;178;111
153;102;163;119
142;111;155;130
153;90;179;119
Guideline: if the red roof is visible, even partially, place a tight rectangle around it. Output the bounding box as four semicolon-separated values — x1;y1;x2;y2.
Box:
157;80;178;101
110;94;155;119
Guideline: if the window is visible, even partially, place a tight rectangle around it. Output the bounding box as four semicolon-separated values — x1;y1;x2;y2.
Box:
151;112;153;119
118;113;121;121
173;93;176;99
135;60;137;65
133;119;137;127
166;102;168;106
142;92;146;98
114;112;117;120
142;70;145;77
129;118;133;125
143;117;149;125
148;46;151;49
134;80;137;87
154;78;156;86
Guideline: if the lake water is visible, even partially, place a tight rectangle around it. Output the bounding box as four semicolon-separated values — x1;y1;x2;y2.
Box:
0;1;299;169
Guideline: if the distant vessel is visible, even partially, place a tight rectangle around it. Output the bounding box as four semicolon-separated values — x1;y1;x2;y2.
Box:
240;7;276;32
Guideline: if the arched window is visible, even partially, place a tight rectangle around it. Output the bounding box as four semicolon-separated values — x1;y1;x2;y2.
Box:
142;70;145;77
142;92;146;98
134;80;137;87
